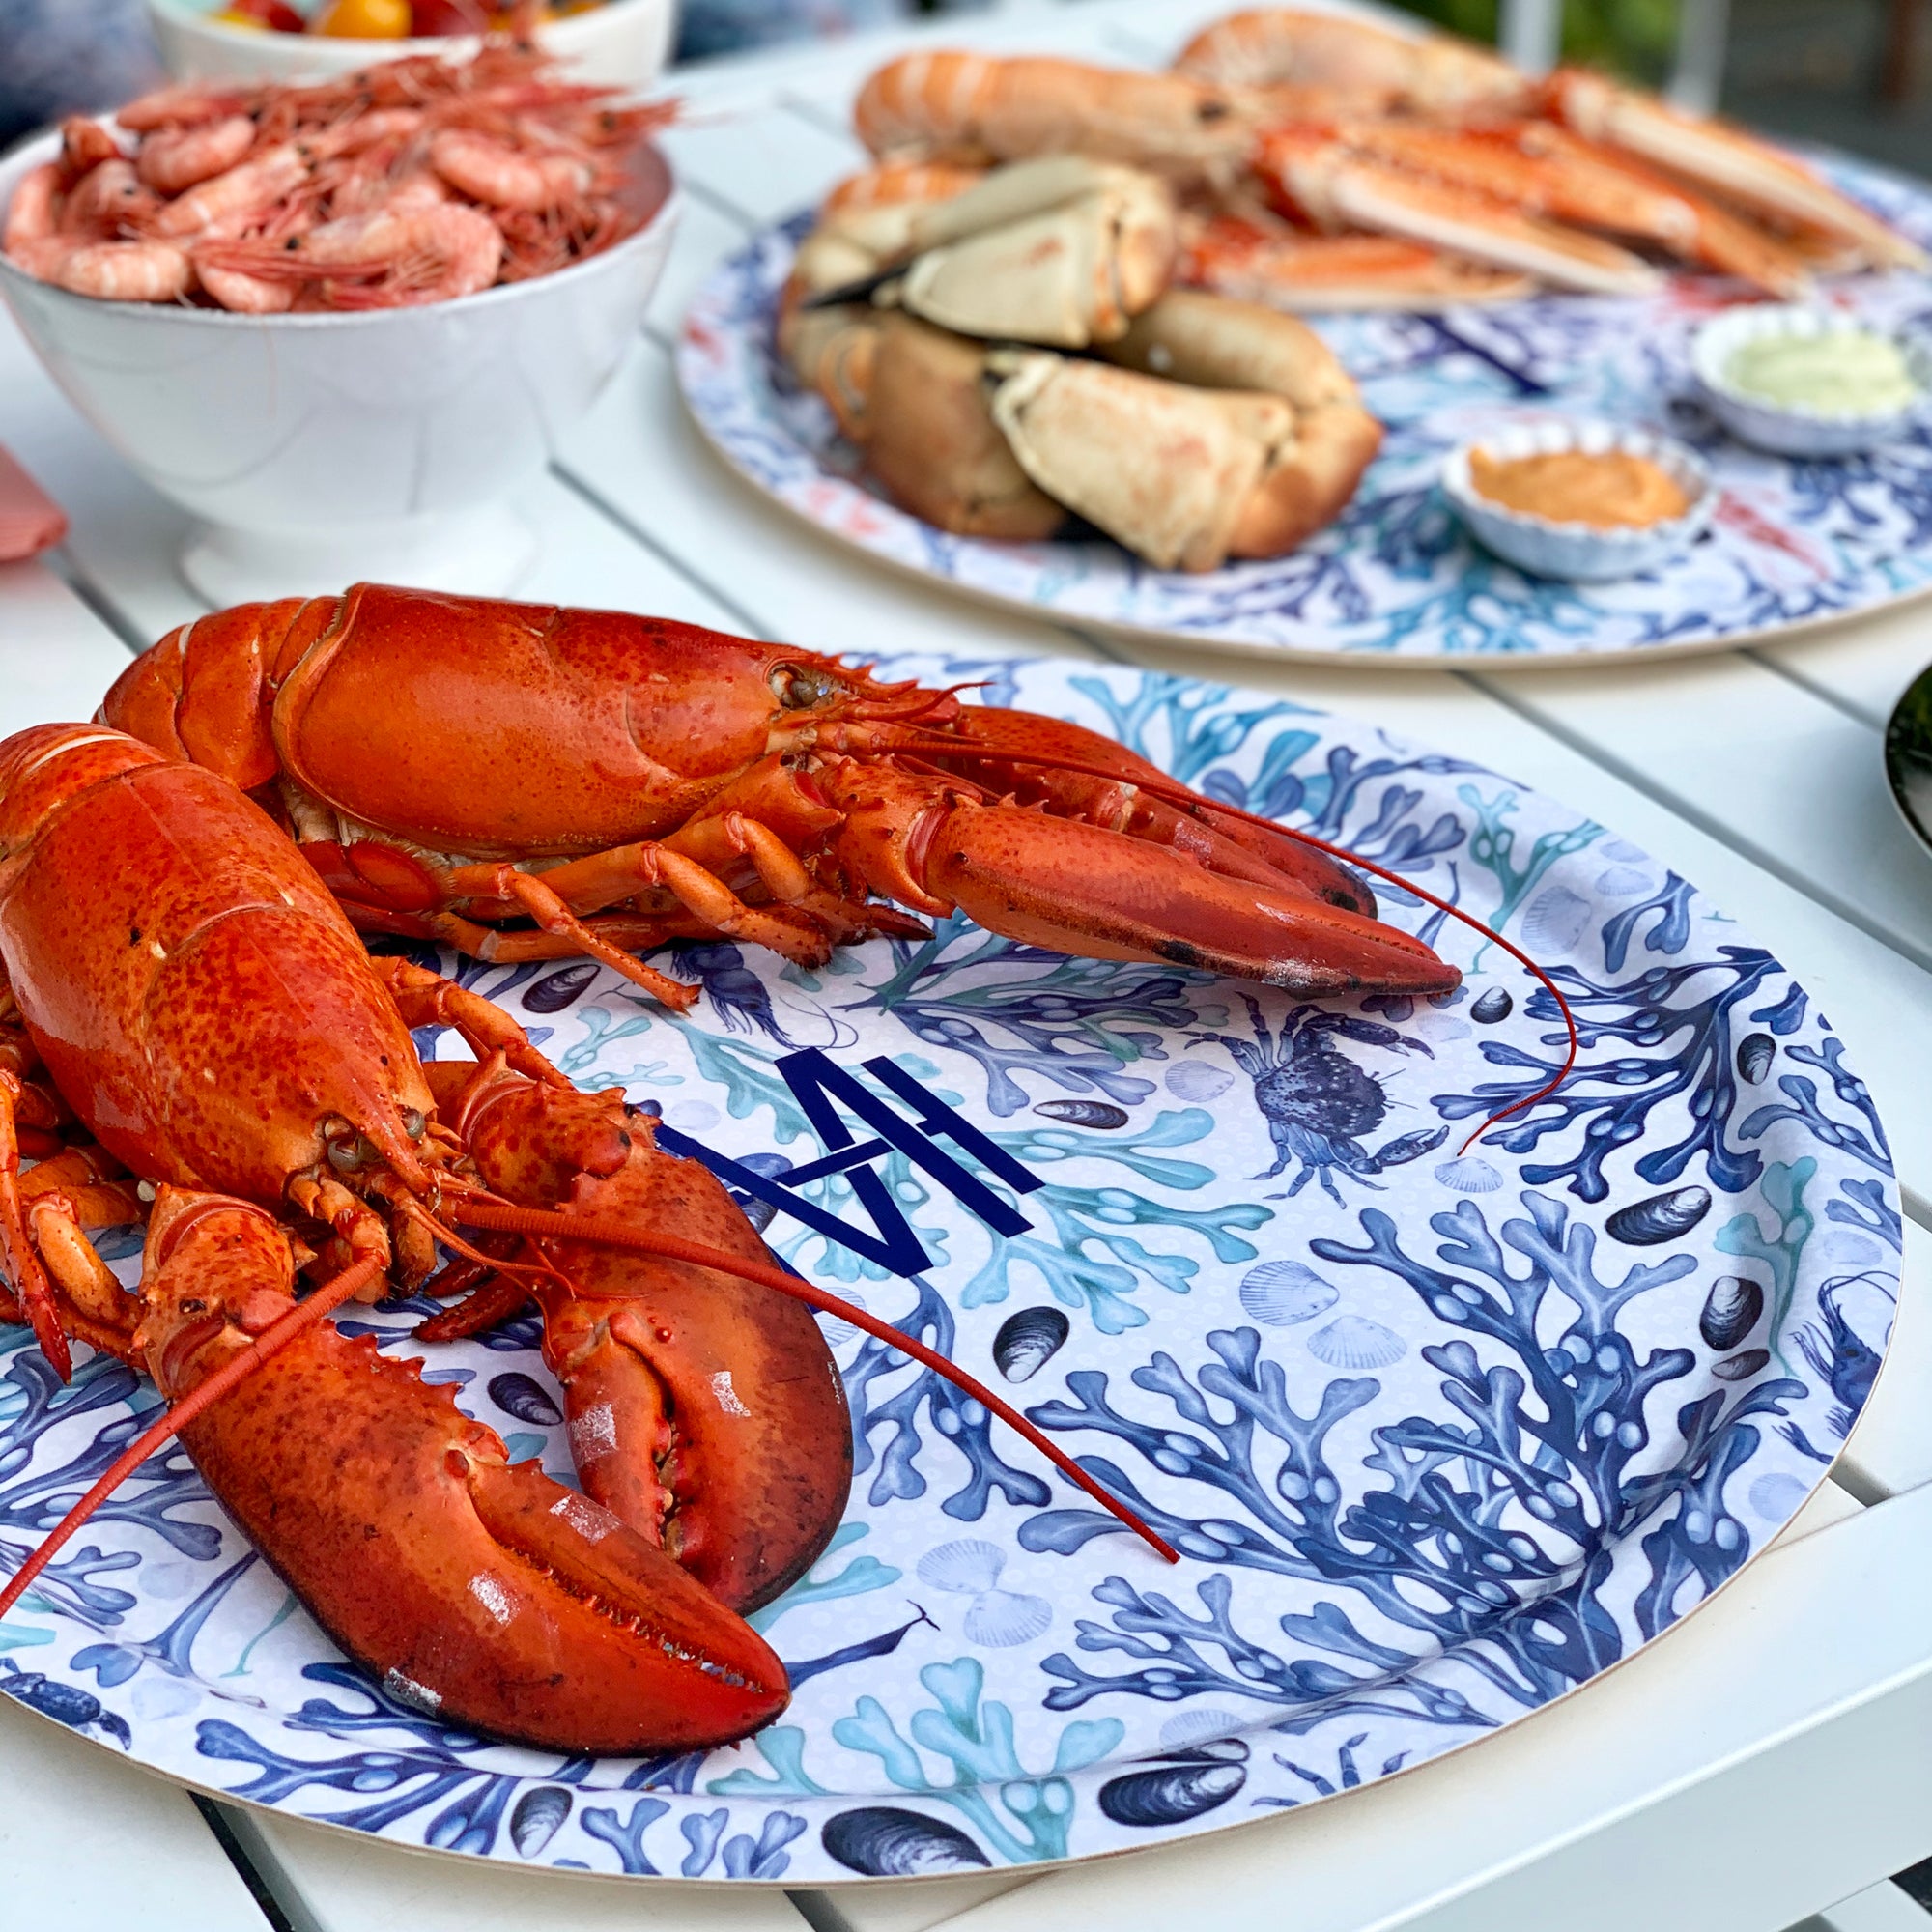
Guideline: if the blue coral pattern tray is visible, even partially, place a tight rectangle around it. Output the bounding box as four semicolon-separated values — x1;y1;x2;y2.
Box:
0;659;1900;1882
677;157;1932;663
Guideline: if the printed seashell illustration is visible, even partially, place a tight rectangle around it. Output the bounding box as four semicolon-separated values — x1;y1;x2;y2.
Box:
992;1306;1070;1382
1522;886;1590;952
1434;1156;1503;1193
1166;1059;1235;1102
1158;1709;1249;1750
1737;1032;1776;1084
965;1592;1053;1648
728;1151;795;1236
1713;1349;1772;1381
487;1373;562;1428
509;1785;572;1858
815;1282;867;1349
1596;865;1652;895
520;960;600;1014
918;1539;1053;1647
1238;1260;1339;1326
822;1807;992;1876
1750;1471;1810;1518
1308;1314;1406;1370
917;1540;1005;1595
1469;986;1514;1024
1098;1757;1248;1827
1034;1098;1131;1128
1605;1185;1711;1245
1699;1275;1766;1351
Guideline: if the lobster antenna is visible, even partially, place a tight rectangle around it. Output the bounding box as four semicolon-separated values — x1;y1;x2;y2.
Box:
890;739;1578;1153
445;1200;1180;1566
0;1253;384;1626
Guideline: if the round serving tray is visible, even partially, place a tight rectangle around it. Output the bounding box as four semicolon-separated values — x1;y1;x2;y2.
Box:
0;657;1900;1882
677;156;1932;665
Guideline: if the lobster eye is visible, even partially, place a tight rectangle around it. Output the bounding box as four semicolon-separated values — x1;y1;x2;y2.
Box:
772;664;837;710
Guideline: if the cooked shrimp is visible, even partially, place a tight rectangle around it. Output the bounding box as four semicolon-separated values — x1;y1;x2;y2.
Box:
137;115;257;195
114;83;257;133
64;160;160;238
149;142;313;239
4;164;62;251
427;130;594;212
196;262;297;313
322;204;507;306
58;117;125;182
52;242;193;302
200;201;504;307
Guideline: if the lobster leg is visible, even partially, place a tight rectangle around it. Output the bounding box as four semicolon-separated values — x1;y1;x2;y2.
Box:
435;1057;853;1616
136;1186;790;1753
0;1070;71;1380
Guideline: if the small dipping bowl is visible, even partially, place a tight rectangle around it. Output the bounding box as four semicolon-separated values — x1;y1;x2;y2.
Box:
1442;418;1715;582
1691;305;1930;457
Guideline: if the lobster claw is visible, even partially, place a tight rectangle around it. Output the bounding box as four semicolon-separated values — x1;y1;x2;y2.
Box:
900;703;1381;917
816;761;1459;997
139;1187;788;1753
435;1065;853;1615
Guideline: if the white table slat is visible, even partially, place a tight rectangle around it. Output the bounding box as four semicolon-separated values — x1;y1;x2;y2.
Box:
834;1483;1932;1932
0;559;140;724
1804;1880;1932;1932
650;194;759;346
1754;599;1932;733
658;109;864;230
218;1803;811;1932
1472;656;1932;973
0;1696;268;1932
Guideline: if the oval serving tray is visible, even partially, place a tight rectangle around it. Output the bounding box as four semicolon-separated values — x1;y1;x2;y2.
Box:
678;153;1932;665
0;656;1899;1883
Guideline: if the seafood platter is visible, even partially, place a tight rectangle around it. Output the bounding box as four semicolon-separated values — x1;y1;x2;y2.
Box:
0;584;1900;1881
0;11;1907;1896
680;10;1932;660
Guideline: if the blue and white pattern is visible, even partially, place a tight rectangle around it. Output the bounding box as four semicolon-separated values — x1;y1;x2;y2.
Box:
0;661;1898;1881
677;158;1932;662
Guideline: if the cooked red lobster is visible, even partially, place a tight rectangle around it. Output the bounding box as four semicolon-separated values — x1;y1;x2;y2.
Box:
100;583;1462;1008
0;721;1165;1752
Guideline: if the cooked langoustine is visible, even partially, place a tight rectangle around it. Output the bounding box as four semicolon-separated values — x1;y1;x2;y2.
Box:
842;13;1921;311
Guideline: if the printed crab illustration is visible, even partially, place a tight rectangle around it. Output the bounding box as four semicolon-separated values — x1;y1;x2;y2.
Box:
1193;999;1446;1203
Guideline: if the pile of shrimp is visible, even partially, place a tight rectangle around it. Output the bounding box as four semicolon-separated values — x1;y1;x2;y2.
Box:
0;42;671;311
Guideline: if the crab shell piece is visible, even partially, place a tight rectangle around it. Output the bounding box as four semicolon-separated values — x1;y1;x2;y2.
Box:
988;290;1382;571
891;156;1178;345
785;156;1179;351
867;316;1069;538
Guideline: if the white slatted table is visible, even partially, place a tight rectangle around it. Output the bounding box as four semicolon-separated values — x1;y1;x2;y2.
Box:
4;3;1932;1927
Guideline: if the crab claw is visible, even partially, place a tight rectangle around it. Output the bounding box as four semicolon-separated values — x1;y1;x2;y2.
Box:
139;1187;788;1753
437;1065;853;1615
815;759;1460;998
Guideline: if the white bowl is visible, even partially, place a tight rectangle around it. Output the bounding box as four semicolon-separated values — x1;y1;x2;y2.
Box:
0;128;676;603
1441;418;1715;582
1691;304;1931;457
143;0;674;90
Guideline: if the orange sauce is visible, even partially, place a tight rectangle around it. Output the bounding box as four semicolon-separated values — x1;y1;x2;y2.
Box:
1469;448;1690;529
